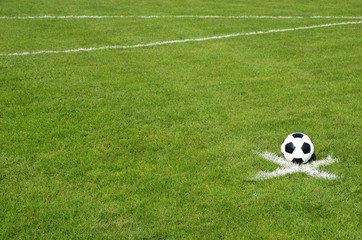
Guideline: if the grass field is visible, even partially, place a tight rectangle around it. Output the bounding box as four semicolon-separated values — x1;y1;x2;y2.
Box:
0;0;361;239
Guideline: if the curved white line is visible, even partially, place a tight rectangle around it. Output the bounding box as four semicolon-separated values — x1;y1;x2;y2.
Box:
0;15;362;20
1;21;361;56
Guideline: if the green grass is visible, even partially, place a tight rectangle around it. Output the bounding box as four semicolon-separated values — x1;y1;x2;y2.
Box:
0;0;361;239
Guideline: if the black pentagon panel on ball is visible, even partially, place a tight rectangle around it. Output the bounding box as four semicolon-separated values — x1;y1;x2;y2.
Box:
292;133;304;138
292;158;303;164
301;142;311;154
285;142;295;153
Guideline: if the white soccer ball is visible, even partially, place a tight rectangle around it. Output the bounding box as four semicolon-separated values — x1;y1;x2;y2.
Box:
281;132;314;164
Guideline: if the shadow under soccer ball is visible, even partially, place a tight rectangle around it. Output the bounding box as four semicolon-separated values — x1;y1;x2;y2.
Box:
306;153;317;163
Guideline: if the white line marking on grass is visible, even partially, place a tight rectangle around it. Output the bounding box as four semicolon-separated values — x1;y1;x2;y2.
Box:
1;21;361;56
251;152;339;181
1;15;362;20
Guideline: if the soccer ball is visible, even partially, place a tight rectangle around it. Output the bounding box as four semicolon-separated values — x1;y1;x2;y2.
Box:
281;133;314;164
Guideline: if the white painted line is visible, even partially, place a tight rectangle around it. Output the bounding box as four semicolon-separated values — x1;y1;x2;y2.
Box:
251;152;339;181
1;15;362;20
1;21;361;56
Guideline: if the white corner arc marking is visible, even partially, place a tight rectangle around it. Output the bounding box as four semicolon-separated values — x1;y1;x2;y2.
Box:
1;21;361;56
251;152;339;181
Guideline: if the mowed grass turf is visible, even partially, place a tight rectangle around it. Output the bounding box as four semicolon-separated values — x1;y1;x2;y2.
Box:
0;0;361;239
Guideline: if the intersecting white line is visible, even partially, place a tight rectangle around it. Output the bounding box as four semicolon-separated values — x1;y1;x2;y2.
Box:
1;15;362;20
251;152;339;181
1;21;361;56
